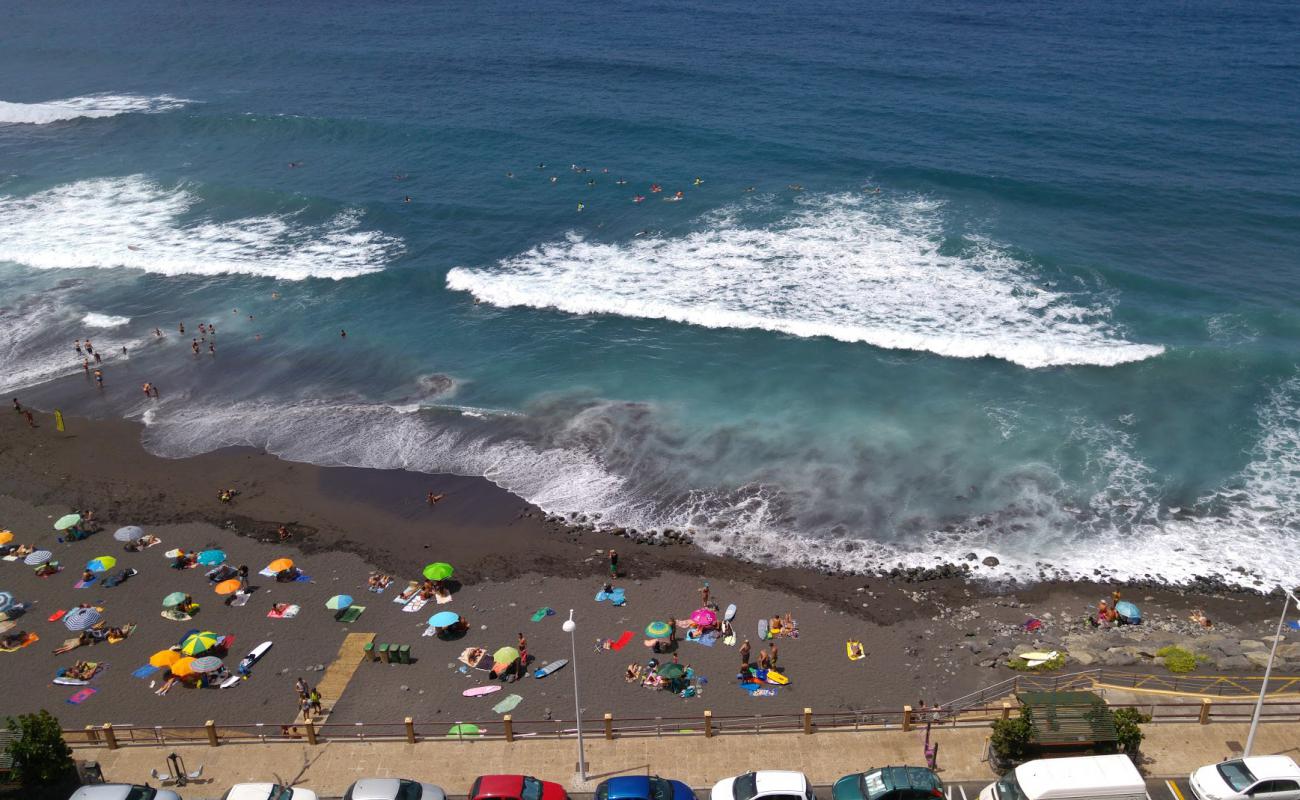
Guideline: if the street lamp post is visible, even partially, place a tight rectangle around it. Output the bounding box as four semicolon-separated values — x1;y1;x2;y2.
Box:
562;609;587;781
1244;587;1299;757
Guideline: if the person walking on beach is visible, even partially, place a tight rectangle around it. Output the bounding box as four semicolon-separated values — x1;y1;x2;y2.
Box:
308;687;323;715
699;582;710;608
516;633;528;682
12;398;21;413
608;549;618;578
85;340;93;355
75;340;83;357
82;359;90;375
295;677;309;700
739;639;751;668
93;369;104;389
24;410;36;428
768;641;778;668
277;525;290;543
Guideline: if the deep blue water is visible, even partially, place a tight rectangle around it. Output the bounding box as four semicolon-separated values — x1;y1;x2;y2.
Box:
2;1;1298;585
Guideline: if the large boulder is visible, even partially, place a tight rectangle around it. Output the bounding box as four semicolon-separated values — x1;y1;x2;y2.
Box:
1103;647;1140;667
1071;650;1098;666
1213;654;1252;671
1245;650;1274;669
1239;640;1267;651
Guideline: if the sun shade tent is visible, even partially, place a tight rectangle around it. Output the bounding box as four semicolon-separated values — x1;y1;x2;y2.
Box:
1015;691;1118;753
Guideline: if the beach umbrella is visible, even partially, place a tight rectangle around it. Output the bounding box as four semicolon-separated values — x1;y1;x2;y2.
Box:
422;562;454;581
197;550;226;566
54;514;81;531
656;662;685;680
0;531;13;545
213;579;241;596
86;556;117;573
0;592;14;614
24;550;51;566
267;558;293;573
492;646;520;664
164;548;184;559
189;655;223;673
645;620;672;638
690;608;717;627
447;723;481;738
180;631;219;656
113;526;144;543
162;592;188;608
170;657;196;677
325;595;353;611
150;649;181;668
428;611;460;628
64;607;102;631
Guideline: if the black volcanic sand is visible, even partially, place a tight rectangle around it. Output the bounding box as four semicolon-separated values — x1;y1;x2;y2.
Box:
0;408;1285;730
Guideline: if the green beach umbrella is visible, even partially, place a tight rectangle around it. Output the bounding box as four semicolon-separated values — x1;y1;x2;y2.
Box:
656;663;685;680
645;620;672;638
492;646;520;664
86;556;116;573
180;631;219;656
162;592;188;608
325;594;353;611
54;514;81;531
447;723;481;738
422;562;454;581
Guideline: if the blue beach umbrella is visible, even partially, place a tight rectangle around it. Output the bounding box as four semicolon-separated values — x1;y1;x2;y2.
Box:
325;595;353;611
24;550;52;566
64;607;103;631
428;611;460;628
197;550;226;566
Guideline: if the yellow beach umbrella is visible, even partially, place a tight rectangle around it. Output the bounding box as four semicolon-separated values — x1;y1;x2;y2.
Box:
0;531;13;546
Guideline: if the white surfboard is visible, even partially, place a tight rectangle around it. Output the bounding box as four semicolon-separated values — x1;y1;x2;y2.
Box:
724;603;737;621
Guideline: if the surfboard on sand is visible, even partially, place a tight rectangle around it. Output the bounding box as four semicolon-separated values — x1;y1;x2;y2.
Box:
239;641;272;671
464;685;503;697
724;603;737;621
219;675;242;689
1021;650;1058;667
533;658;568;678
758;619;769;640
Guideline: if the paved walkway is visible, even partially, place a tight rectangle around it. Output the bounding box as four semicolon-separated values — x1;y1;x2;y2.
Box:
74;721;1300;797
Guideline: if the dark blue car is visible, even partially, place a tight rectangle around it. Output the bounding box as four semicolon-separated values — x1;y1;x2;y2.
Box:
596;776;697;800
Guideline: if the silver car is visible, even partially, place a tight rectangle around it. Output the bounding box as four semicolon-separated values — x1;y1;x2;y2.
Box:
69;785;182;800
344;778;448;800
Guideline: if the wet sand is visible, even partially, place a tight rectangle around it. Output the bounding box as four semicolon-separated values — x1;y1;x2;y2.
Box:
0;408;1286;730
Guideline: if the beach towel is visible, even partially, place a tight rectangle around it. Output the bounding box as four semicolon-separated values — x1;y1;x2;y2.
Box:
402;596;429;613
695;632;718;647
0;633;38;652
73;577;96;589
422;626;437;638
294;574;311;582
267;605;300;620
131;665;159;679
607;631;634;651
229;592;250;607
610;588;626;606
393;582;419;603
435;591;454;604
161;610;192;622
1289;621;1300;631
493;693;523;714
336;605;365;623
257;567;276;578
531;607;554;622
66;688;96;705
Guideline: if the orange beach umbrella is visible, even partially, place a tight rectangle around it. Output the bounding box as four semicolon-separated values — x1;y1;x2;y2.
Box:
214;579;241;596
266;558;293;573
169;657;196;677
150;649;180;668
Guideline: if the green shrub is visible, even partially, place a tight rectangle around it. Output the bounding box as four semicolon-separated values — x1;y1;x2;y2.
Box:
990;711;1035;765
5;710;74;786
1157;645;1205;674
1112;707;1150;754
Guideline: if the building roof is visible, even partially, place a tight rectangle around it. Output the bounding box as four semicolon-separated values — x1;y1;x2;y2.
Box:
1016;690;1118;745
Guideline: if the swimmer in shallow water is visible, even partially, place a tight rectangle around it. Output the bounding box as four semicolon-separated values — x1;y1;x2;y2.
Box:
744;186;756;192
633;195;645;204
615;178;628;185
693;177;703;186
550;176;558;184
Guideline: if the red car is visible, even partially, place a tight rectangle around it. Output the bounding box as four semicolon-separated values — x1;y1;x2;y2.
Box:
470;775;568;800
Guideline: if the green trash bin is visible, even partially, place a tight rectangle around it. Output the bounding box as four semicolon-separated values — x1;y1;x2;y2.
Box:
377;643;390;663
397;644;411;664
364;641;375;661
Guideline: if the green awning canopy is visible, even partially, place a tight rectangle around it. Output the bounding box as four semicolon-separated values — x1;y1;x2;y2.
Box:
1016;690;1117;746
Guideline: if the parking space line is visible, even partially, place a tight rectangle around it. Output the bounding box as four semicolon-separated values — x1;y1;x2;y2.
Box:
958;786;968;800
1167;779;1186;800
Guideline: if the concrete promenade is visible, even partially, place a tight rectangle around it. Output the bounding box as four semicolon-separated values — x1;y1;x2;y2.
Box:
74;721;1300;797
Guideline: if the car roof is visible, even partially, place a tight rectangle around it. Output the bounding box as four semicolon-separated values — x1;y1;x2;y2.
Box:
605;777;654;798
1242;756;1300;780
477;775;526;797
753;772;808;793
867;767;941;791
350;778;402;799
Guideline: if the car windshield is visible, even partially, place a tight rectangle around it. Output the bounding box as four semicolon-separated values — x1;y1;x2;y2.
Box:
733;775;757;800
397;781;424;800
994;775;1028;800
860;772;889;800
651;778;673;800
126;789;157;800
1216;761;1257;792
273;788;296;800
522;777;544;800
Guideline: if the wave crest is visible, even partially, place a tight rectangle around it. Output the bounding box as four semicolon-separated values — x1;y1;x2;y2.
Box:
0;93;188;125
447;194;1163;369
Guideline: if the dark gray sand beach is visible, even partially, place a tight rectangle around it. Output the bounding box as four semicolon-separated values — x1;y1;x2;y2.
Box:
0;409;1292;731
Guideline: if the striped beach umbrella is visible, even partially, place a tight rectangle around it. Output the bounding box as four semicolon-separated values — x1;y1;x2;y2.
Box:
422;562;454;581
0;531;13;545
64;607;102;631
645;620;672;638
0;592;15;614
189;655;223;673
213;579;240;596
428;611;460;628
113;526;144;543
24;550;52;566
54;514;81;531
266;558;293;573
325;595;353;611
150;649;180;668
197;550;225;566
86;556;117;573
162;592;188;608
180;631;219;656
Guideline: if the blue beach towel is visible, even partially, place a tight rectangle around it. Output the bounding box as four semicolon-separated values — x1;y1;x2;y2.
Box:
132;665;159;679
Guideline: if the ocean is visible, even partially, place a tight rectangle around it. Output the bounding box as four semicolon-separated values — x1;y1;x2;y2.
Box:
2;1;1297;587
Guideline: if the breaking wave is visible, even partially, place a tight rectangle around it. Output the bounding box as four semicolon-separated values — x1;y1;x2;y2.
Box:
447;194;1164;369
0;176;401;280
0;93;188;125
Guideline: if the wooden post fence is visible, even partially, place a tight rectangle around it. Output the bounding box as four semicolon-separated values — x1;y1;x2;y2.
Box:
902;705;913;732
604;713;613;740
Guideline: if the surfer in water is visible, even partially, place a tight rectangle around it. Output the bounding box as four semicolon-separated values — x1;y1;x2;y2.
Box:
633;195;645;203
693;177;703;186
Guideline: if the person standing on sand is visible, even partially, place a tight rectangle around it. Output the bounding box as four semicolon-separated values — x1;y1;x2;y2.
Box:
295;677;309;700
699;582;710;608
25;410;36;428
667;617;677;645
12;398;21;413
739;639;751;668
516;633;528;682
608;549;618;578
768;641;778;668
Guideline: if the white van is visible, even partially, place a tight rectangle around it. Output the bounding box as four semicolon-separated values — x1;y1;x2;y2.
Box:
979;754;1146;800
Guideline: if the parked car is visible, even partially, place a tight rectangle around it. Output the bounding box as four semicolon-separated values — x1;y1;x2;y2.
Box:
222;784;316;800
978;754;1145;800
596;775;697;800
1190;756;1300;800
69;786;182;800
343;778;447;800
711;771;815;800
470;775;568;800
833;767;943;800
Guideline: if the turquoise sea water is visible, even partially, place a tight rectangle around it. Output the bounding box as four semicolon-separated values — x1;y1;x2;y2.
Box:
2;2;1298;585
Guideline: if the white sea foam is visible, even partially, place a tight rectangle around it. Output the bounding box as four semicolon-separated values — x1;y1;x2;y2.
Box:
83;312;131;328
447;194;1164;369
0;94;188;125
0;292;145;394
0;176;401;280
